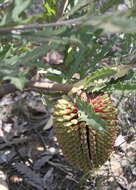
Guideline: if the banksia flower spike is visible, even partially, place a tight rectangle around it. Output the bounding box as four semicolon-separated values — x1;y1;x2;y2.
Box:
54;93;118;171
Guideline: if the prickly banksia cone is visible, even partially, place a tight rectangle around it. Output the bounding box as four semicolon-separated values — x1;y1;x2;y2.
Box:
54;93;118;171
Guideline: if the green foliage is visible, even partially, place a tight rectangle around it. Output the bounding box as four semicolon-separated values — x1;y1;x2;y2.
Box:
113;82;136;91
100;0;124;13
44;0;56;16
64;0;91;18
1;0;136;131
43;0;57;21
4;75;28;90
0;0;31;26
76;97;107;133
84;68;117;88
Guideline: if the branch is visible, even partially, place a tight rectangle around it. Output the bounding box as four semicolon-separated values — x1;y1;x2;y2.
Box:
0;81;73;97
29;81;73;92
0;17;84;33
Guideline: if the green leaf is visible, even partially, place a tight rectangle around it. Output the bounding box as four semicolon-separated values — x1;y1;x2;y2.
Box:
4;75;28;90
0;44;11;59
43;0;57;21
76;97;107;132
16;44;54;65
44;2;56;16
68;46;87;78
21;27;67;37
19;35;81;45
0;0;31;25
0;64;20;79
64;0;90;18
84;15;136;33
84;68;117;88
0;0;5;3
1;53;26;66
113;82;136;91
12;0;31;22
42;68;64;83
100;0;124;13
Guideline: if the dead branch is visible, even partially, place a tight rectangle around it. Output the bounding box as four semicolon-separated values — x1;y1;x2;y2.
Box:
29;81;73;92
0;17;84;33
0;81;73;97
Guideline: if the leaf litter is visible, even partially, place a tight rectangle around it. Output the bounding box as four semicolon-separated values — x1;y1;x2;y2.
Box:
0;90;136;190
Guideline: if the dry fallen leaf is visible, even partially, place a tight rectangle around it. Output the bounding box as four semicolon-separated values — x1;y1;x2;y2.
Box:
43;116;53;130
112;64;133;79
43;50;64;65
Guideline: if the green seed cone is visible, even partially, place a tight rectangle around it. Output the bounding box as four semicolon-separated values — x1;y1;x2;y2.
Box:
54;93;118;171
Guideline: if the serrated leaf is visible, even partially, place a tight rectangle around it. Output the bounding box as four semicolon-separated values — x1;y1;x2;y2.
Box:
91;83;107;93
0;65;20;79
84;68;116;88
69;64;132;95
4;75;28;90
64;0;90;18
84;15;136;33
0;0;31;25
76;97;107;132
2;53;26;66
113;82;136;91
12;0;31;22
21;27;67;37
100;0;124;13
44;2;56;16
0;44;11;59
19;34;81;45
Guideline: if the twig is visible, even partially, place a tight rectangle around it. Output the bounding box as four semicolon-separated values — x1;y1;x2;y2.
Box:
32;128;47;150
13;144;33;168
0;137;28;150
0;17;85;33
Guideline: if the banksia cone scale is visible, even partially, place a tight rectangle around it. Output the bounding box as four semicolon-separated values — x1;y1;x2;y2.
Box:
54;93;118;171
